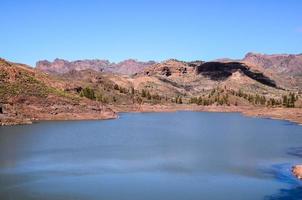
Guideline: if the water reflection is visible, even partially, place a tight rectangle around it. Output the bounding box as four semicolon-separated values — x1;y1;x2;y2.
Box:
287;147;302;158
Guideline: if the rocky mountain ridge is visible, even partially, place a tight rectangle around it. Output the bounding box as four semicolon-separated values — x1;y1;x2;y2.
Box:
36;53;302;88
36;58;156;75
242;52;302;75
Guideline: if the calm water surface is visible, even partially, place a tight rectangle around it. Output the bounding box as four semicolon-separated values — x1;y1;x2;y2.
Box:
0;112;302;200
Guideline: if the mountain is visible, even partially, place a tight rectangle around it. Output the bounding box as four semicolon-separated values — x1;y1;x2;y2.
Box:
133;59;285;98
46;58;279;112
35;57;301;102
242;53;302;89
243;52;302;75
36;59;156;75
36;53;302;89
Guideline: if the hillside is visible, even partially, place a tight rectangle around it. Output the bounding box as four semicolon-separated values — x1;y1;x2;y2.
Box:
0;58;116;125
130;59;300;106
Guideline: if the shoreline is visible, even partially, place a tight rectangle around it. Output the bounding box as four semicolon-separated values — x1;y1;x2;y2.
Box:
112;104;302;125
1;104;302;126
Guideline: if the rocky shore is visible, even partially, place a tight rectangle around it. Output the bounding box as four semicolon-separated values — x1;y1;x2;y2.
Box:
0;105;118;126
0;116;32;126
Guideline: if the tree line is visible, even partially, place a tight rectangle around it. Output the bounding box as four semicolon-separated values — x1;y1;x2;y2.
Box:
78;85;299;108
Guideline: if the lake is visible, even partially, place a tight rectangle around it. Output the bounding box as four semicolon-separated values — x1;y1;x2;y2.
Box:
0;112;302;200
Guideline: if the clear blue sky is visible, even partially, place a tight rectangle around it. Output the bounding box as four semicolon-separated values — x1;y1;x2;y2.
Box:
0;0;302;66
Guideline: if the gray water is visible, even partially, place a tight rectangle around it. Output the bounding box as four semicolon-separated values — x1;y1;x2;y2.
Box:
0;112;302;200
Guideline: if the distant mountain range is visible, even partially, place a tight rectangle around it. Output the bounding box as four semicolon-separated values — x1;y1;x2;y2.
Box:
36;53;302;89
36;53;302;76
36;59;156;75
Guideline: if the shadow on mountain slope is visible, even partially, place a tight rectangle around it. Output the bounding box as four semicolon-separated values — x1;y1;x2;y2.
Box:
196;62;277;88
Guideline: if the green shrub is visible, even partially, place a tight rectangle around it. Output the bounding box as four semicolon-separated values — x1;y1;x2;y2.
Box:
80;87;96;100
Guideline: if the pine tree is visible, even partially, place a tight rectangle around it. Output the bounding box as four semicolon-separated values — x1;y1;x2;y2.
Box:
178;96;183;104
136;97;143;104
131;87;135;95
146;91;152;100
80;87;96;100
288;92;296;108
113;96;117;102
114;84;119;90
282;95;289;107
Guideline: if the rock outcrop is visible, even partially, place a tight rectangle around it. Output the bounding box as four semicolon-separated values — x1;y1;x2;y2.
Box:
292;165;302;179
142;59;195;77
